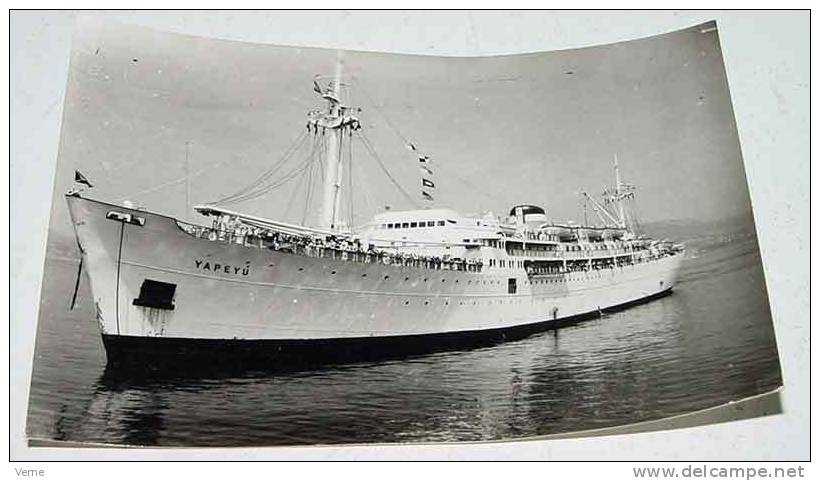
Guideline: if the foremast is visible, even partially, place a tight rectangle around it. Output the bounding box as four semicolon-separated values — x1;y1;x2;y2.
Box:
310;55;361;231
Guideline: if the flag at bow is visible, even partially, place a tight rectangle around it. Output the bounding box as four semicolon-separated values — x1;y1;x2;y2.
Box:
74;170;94;188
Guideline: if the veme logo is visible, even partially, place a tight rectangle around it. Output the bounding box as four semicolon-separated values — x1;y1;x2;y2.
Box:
14;467;45;477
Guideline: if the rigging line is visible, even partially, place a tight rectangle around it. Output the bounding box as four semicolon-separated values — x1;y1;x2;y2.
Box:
212;130;309;205
357;80;508;209
220;134;318;204
227;128;309;191
318;131;326;184
301;134;320;226
429;158;508;206
215;134;306;203
356;79;412;147
300;159;315;226
223;152;315;204
333;124;345;228
215;131;308;204
119;130;305;204
282;152;315;221
304;134;320;223
213;143;306;205
227;160;312;204
115;172;192;204
355;131;420;209
352;134;375;220
347;131;354;228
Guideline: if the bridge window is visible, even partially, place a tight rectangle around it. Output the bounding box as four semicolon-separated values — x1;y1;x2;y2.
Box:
410;222;418;228
437;221;445;226
427;221;435;227
402;222;409;228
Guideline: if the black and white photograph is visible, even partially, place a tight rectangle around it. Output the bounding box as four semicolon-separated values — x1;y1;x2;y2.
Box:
11;10;805;459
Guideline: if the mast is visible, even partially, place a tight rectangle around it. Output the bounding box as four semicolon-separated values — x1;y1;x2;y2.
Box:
582;191;620;227
319;56;344;231
185;140;191;215
614;154;626;229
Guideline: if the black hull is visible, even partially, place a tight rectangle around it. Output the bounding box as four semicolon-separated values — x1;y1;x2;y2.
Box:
102;288;673;374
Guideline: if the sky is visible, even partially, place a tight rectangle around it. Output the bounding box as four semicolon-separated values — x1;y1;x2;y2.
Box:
49;17;752;237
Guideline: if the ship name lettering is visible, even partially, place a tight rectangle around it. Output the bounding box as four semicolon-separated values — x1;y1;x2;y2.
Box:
194;259;251;276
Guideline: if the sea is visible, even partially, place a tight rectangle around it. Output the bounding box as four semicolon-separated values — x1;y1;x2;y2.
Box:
25;227;782;447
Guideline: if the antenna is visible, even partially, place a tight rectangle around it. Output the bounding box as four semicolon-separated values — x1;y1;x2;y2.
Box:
185;140;192;216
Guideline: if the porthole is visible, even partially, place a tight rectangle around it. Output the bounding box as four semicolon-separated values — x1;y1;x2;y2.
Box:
298;267;304;271
441;279;446;282
424;300;429;305
331;270;336;275
404;276;409;281
423;278;428;282
404;300;410;305
362;274;367;278
384;275;390;280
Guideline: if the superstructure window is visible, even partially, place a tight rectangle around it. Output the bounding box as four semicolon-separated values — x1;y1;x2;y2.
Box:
427;221;435;227
402;222;409;228
410;222;418;228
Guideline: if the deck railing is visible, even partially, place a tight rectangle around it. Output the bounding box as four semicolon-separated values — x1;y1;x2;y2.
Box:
176;219;678;276
176;220;484;273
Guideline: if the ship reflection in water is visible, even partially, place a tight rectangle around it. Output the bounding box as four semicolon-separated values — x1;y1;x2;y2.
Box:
27;235;780;446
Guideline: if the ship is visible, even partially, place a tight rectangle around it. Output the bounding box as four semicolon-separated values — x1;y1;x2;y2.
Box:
66;60;685;370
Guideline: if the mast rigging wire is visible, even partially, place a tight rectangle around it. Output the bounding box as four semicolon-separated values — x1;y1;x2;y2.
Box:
223;152;314;205
355;80;508;209
216;132;318;205
346;129;355;229
211;130;309;205
283;155;312;221
301;145;318;226
355;130;420;209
